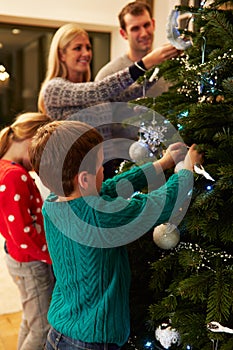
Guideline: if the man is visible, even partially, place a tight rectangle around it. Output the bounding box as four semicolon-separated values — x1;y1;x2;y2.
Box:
94;5;181;341
95;1;169;97
95;1;174;169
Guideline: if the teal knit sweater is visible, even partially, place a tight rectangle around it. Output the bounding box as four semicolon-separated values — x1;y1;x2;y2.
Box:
42;163;193;346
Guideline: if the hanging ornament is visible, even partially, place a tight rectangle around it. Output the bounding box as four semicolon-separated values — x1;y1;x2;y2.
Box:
175;160;215;182
153;223;180;250
155;323;181;349
215;95;224;103
197;64;224;103
207;321;233;334
166;9;193;50
149;67;160;83
174;160;185;173
129;140;150;162
129;99;168;162
193;163;215;181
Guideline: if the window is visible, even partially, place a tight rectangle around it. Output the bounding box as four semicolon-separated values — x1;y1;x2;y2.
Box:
0;23;110;124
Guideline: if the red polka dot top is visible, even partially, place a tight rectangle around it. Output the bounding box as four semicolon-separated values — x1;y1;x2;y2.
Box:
0;159;51;264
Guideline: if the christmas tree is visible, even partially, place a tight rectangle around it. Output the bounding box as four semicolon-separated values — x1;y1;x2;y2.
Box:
123;1;233;349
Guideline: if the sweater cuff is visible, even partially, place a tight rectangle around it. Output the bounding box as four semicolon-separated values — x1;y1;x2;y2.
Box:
129;60;147;81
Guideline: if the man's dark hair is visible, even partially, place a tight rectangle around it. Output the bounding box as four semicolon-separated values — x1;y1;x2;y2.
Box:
118;1;153;30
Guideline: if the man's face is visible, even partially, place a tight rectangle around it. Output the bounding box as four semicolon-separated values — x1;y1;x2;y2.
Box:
120;10;155;54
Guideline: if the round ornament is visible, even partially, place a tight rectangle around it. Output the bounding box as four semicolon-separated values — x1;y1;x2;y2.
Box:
153;223;180;250
155;323;181;349
129;141;150;162
215;95;224;103
174;160;184;173
166;9;193;50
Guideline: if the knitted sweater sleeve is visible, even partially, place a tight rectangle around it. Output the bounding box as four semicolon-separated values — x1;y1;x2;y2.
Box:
94;169;194;247
100;163;158;199
99;168;193;228
108;81;154;102
43;68;135;111
94;54;156;102
44;165;193;248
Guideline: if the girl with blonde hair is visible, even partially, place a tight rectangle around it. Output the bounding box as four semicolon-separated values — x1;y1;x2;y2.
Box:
0;112;54;350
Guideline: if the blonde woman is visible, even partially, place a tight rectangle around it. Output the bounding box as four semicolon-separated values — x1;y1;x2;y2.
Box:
38;23;180;178
0;112;54;350
38;22;180;120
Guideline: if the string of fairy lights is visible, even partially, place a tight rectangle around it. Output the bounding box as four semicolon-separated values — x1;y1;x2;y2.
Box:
159;241;233;274
176;49;233;102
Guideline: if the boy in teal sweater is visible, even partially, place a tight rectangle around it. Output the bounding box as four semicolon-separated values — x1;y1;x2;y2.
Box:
29;120;202;350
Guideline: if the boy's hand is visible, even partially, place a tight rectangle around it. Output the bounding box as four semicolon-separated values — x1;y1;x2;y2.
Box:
156;142;188;171
153;143;203;173
183;144;203;171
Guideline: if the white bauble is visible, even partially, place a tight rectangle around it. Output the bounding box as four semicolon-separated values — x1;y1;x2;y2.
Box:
155;323;181;349
129;141;150;162
174;160;184;173
153;223;180;250
166;9;193;50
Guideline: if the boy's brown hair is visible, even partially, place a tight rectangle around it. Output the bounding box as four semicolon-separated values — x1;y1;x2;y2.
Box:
30;120;103;196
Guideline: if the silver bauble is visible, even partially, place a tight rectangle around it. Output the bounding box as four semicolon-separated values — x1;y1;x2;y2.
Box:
155;323;181;349
129;141;150;162
174;160;184;173
153;223;180;249
167;10;193;50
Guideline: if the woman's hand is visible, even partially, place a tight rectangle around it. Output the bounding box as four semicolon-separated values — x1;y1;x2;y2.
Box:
142;43;181;69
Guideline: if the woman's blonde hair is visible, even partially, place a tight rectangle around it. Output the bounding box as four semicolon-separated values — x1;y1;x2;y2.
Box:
38;23;91;113
0;112;51;158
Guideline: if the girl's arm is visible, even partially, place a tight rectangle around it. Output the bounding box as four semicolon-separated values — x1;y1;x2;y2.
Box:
1;169;51;263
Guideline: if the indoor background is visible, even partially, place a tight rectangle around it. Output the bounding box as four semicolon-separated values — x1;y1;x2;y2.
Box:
0;0;185;125
0;0;201;315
